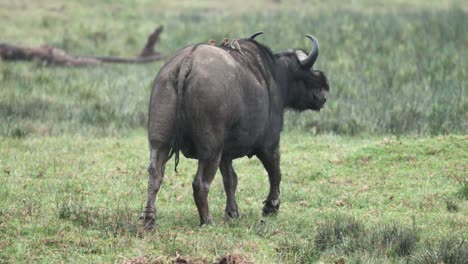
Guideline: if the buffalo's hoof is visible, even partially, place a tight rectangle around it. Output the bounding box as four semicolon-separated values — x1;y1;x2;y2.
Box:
199;216;215;227
262;199;280;216
225;204;239;219
139;211;156;230
225;209;239;219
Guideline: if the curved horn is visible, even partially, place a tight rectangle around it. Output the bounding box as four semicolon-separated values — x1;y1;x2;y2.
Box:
248;31;263;40
300;34;319;69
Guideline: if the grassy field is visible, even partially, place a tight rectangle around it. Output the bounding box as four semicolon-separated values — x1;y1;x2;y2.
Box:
1;134;467;263
0;0;467;263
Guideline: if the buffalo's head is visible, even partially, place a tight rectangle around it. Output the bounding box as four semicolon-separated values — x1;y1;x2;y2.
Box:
276;35;329;111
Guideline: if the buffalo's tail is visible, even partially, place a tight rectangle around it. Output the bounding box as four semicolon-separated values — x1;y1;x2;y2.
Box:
167;57;192;172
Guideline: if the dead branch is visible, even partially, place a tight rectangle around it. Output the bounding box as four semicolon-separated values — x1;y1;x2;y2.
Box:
0;26;165;66
139;26;164;57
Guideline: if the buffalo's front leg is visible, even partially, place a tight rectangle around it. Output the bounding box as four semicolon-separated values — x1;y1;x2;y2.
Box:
140;145;169;229
192;154;221;226
257;145;281;215
219;158;239;219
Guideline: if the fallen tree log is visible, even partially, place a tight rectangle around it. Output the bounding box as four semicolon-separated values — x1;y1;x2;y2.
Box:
0;26;165;66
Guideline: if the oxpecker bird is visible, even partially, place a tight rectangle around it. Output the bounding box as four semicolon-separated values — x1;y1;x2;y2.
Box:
230;38;244;55
220;38;229;47
208;39;216;46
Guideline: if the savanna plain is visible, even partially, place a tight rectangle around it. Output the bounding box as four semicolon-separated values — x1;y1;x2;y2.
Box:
0;0;467;263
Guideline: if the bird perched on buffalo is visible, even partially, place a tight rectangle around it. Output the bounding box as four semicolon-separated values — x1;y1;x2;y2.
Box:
208;39;216;46
219;38;229;47
230;38;244;54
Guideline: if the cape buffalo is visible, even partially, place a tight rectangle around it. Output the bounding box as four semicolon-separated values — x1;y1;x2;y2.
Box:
141;32;329;228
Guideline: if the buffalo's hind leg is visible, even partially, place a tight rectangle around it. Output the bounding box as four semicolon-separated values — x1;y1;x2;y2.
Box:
140;143;170;229
257;145;282;215
219;158;239;219
192;153;222;226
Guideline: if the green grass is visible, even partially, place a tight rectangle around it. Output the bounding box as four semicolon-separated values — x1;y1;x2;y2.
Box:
0;133;466;263
0;0;467;263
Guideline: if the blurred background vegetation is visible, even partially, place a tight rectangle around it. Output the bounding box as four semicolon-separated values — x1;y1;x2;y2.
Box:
0;0;466;137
